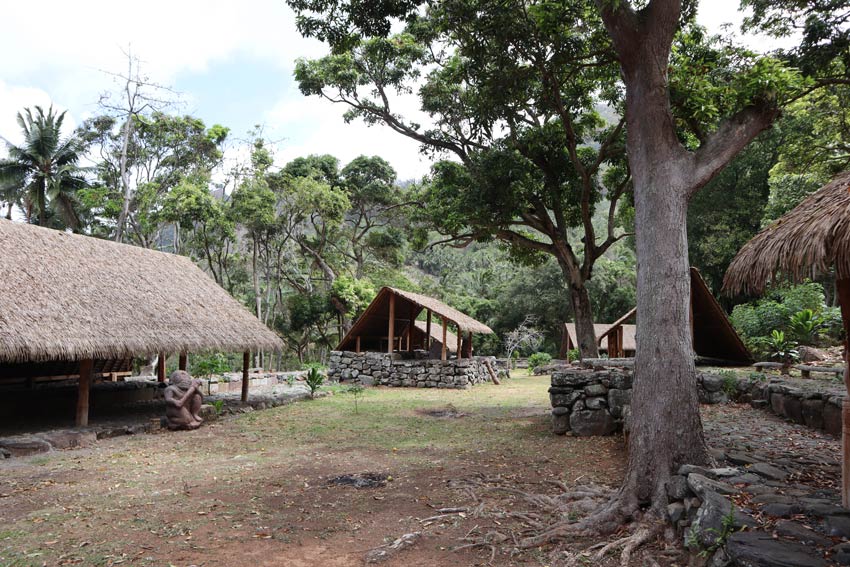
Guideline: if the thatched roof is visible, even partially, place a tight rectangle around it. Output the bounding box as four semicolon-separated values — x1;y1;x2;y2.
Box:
388;288;493;334
724;171;850;295
336;287;491;352
0;221;283;363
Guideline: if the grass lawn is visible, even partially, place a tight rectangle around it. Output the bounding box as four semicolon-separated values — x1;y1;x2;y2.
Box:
0;373;626;567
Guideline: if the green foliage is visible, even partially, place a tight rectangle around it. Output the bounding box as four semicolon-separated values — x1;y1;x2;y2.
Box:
528;352;553;372
730;282;826;341
0;105;88;230
192;352;231;378
331;276;375;319
211;399;226;414
568;349;580;363
306;367;325;398
763;330;800;365
762;173;823;225
788;309;825;345
718;370;739;398
346;383;366;413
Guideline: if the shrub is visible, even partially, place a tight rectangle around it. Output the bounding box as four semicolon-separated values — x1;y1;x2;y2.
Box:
305;367;325;398
718;370;738;397
528;352;553;371
568;348;580;363
347;383;365;413
788;309;825;345
821;306;844;343
763;330;800;368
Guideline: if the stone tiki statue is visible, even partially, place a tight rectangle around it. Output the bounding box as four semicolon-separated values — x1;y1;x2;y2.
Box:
164;370;204;430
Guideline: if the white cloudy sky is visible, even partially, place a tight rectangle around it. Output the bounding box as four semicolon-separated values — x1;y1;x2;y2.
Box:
1;0;767;181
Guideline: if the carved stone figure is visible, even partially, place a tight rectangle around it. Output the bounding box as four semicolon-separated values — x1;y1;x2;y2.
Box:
164;370;204;430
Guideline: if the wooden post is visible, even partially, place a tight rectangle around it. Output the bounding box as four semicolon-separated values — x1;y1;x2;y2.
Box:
76;359;93;427
356;336;361;354
467;331;473;357
836;278;850;507
242;351;250;403
425;310;432;351
178;352;188;371
441;319;447;361
157;353;166;382
456;325;462;360
387;294;396;354
407;306;415;352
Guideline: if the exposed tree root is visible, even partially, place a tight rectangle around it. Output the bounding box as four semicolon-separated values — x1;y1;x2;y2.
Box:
447;474;675;566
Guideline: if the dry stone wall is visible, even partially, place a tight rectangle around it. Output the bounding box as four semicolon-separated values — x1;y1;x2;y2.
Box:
550;366;734;436
550;363;845;438
328;351;499;389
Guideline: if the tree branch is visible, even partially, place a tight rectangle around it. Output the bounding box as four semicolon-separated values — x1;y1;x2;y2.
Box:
690;103;780;197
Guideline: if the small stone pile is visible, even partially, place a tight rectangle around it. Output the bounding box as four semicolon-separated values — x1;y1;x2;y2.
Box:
328;351;502;389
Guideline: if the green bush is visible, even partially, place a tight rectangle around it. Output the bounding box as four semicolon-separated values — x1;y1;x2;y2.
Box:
821;306;844;342
305;367;325;398
788;309;825;345
528;352;553;371
730;300;789;339
718;370;738;397
568;348;580;363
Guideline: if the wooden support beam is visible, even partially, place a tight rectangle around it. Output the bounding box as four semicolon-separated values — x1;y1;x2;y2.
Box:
76;359;93;427
388;294;396;354
456;325;462;360
836;278;850;507
407;305;415;352
157;354;166;382
441;319;447;361
425;310;432;351
356;336;361;354
467;331;473;358
242;351;250;403
178;352;188;371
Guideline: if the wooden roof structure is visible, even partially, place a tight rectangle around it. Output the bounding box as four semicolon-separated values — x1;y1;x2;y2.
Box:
0;220;283;424
722;171;850;507
412;320;459;352
563;322;637;355
336;287;492;359
560;269;751;363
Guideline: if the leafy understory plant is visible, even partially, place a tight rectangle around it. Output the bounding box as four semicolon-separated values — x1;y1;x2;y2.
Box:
305;367;325;398
789;309;825;345
211;399;226;415
764;330;800;374
347;383;365;413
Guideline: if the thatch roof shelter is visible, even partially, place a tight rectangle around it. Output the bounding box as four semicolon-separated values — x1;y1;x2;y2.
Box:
0;221;283;425
560;268;751;363
336;287;492;360
723;171;850;506
724;171;850;294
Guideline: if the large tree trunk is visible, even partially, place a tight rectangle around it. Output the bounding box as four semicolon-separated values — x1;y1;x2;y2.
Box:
618;169;709;511
555;254;600;359
569;283;600;359
601;0;710;516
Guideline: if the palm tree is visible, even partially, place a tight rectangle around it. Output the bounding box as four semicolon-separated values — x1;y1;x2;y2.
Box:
0;105;87;229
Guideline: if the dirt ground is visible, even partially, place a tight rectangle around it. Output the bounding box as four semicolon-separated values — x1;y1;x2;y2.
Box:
0;374;629;567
